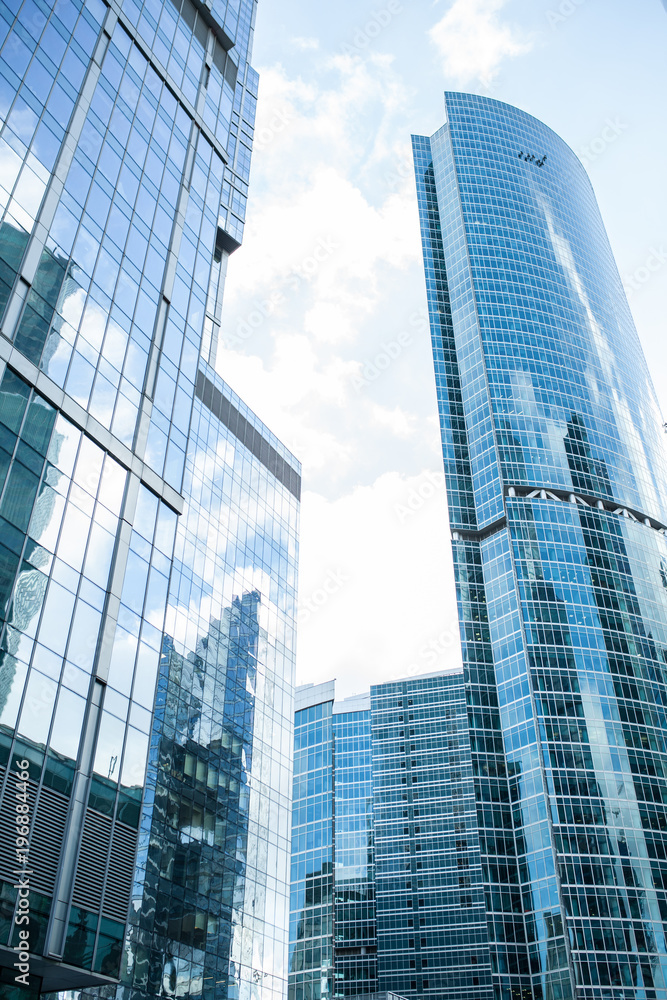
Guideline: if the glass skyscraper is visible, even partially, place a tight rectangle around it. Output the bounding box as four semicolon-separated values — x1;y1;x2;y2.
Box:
290;673;483;1000
0;0;300;996
413;92;667;1000
371;673;488;1000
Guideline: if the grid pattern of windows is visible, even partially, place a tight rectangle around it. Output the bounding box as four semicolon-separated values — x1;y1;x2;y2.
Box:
0;0;285;990
0;362;174;978
413;91;667;1000
290;699;335;1000
0;0;106;317
117;367;298;1000
333;709;378;997
371;674;491;1000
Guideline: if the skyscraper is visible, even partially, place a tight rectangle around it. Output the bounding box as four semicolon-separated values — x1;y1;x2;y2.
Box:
413;92;667;1000
290;673;481;1000
0;0;300;996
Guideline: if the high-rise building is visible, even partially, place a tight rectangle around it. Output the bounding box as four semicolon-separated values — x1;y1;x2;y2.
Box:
0;0;300;997
290;683;335;1000
332;693;377;998
290;673;480;1000
371;674;487;1000
413;92;667;1000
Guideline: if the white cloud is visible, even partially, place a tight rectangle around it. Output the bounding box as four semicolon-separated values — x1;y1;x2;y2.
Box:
429;0;533;88
214;48;462;690
369;403;416;438
296;472;462;698
291;36;319;50
215;337;357;478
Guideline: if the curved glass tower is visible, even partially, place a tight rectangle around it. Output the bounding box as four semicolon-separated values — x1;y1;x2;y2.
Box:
413;93;667;1000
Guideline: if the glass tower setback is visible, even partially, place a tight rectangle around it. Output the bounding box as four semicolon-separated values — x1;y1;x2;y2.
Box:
0;0;301;994
370;672;487;1000
290;683;336;1000
290;675;485;1000
289;686;378;1000
333;698;378;998
413;92;667;1000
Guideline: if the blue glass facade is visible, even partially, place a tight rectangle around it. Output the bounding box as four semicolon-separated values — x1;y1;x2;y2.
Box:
371;673;489;1000
290;684;335;1000
333;699;377;998
290;676;487;1000
413;92;667;1000
0;0;300;995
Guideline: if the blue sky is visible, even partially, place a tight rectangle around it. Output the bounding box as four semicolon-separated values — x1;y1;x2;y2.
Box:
216;0;667;696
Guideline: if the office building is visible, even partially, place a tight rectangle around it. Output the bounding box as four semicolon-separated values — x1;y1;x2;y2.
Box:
290;672;481;1000
413;92;667;1000
0;0;300;996
371;674;488;1000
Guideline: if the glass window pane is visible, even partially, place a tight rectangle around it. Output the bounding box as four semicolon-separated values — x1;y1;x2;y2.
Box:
0;653;28;729
56;503;90;571
50;686;85;760
37;580;75;655
66;600;102;672
93;709;125;780
131;641;158;707
98;456;126;514
0;368;30;432
83;521;115;588
74;434;104;497
47;413;80;475
18;668;57;745
29;484;65;551
134;484;158;541
107;624;137;695
121;725;148;788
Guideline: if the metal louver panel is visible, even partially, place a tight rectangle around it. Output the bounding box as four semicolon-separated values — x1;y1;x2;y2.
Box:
71;809;112;912
103;821;137;922
29;786;68;895
0;775;68;893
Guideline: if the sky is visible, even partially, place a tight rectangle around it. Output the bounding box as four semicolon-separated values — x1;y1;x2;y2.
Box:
215;0;667;698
